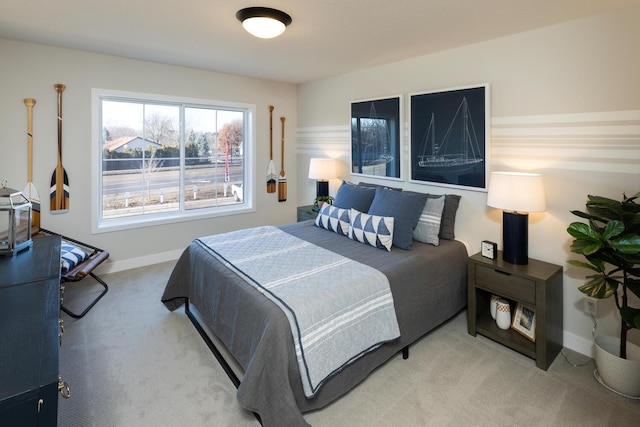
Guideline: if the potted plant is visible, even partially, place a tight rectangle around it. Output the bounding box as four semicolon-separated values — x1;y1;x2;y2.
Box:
313;195;334;212
567;192;640;396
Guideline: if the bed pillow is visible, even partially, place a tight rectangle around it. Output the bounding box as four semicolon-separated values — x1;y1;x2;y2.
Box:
413;195;445;246
367;187;428;250
314;204;350;236
357;182;403;192
348;209;394;251
435;194;461;240
61;241;90;274
333;181;376;212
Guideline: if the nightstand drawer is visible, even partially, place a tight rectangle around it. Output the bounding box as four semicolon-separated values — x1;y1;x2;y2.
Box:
475;265;535;304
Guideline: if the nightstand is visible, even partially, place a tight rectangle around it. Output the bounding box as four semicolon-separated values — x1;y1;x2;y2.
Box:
467;252;563;370
297;205;318;222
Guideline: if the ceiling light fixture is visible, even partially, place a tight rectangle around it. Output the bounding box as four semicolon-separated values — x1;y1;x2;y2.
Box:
236;7;292;39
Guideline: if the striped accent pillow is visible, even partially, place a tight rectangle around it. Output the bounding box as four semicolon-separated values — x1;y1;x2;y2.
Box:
61;241;90;273
314;204;350;236
413;195;445;246
348;208;394;251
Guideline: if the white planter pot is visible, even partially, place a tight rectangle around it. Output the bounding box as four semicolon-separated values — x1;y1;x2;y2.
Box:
593;335;640;398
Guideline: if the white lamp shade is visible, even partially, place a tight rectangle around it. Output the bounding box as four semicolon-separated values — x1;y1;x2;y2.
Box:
308;158;337;180
487;171;546;213
242;17;286;39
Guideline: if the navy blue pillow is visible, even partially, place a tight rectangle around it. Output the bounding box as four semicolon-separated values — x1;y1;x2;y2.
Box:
333;181;376;213
368;187;428;250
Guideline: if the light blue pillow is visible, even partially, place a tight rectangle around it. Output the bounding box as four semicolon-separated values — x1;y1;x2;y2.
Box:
413;195;445;246
348;208;394;251
368;188;428;250
314;204;350;236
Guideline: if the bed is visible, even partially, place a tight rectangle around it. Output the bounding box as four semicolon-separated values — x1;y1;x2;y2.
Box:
162;184;468;426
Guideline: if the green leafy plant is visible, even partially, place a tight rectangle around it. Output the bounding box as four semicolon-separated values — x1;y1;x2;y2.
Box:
567;192;640;359
312;195;334;212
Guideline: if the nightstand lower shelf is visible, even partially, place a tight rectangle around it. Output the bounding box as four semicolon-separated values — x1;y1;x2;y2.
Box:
475;310;536;359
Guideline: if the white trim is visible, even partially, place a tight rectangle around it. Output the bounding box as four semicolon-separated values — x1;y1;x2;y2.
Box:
95;248;183;275
564;330;594;358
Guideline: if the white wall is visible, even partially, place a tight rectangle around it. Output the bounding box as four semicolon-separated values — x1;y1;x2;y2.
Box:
0;39;298;271
296;6;640;356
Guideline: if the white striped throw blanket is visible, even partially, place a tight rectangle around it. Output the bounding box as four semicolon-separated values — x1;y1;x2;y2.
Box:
195;226;400;397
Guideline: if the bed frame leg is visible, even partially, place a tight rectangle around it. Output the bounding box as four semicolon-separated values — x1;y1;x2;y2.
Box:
184;300;263;425
402;346;409;360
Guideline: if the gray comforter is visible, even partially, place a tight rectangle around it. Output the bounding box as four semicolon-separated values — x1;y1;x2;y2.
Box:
194;226;400;398
162;221;468;427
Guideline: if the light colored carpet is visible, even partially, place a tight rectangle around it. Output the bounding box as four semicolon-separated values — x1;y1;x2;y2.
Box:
58;261;640;426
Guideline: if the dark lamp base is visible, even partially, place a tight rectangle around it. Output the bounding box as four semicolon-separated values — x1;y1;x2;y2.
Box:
503;211;529;265
316;180;329;198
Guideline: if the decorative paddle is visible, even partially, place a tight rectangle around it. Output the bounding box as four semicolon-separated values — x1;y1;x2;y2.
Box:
22;98;41;228
267;105;276;193
278;116;287;202
50;83;69;213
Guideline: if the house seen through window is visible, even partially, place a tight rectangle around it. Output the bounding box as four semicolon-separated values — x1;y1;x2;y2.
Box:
93;90;254;232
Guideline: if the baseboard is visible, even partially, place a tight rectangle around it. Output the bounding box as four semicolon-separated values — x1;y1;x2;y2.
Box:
564;330;594;358
95;249;183;274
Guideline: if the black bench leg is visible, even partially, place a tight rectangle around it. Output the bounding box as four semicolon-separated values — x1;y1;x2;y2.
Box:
61;273;109;319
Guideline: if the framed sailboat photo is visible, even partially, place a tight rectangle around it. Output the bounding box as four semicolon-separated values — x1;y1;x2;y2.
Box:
409;84;490;190
351;96;402;180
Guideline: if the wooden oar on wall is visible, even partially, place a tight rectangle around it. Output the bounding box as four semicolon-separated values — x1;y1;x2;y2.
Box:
278;116;287;202
22;98;40;228
267;105;276;193
50;83;69;213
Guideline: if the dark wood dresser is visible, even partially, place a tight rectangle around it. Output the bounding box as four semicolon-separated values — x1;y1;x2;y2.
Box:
0;235;62;426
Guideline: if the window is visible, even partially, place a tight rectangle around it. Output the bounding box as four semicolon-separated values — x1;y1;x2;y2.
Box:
92;89;254;233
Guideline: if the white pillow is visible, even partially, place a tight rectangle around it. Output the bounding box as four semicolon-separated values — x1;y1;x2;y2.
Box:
413;195;445;246
348;208;394;251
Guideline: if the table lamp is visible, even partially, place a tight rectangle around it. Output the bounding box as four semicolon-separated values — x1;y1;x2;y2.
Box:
487;171;546;265
308;158;336;199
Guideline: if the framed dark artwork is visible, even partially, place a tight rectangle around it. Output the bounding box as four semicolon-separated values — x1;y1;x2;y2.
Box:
351;96;402;180
409;84;489;190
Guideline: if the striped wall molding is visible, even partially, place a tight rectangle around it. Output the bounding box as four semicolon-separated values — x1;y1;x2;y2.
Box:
297;110;640;174
491;110;640;174
296;125;350;158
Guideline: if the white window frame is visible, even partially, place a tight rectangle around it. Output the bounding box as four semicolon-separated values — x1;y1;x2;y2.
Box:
91;88;255;234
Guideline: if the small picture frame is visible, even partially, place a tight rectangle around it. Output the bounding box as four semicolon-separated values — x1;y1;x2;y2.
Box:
511;303;536;342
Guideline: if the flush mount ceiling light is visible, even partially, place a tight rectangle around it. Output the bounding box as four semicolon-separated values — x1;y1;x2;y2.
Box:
236;7;292;39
